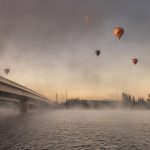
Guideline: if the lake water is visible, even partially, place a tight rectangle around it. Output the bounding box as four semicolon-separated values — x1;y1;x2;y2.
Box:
0;109;150;150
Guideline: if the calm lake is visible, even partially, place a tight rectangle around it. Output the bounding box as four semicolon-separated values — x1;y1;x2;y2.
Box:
0;109;150;150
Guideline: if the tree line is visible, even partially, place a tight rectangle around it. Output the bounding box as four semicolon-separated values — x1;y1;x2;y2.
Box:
61;93;150;109
122;92;150;109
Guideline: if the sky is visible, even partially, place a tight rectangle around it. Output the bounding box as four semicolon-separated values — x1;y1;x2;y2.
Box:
0;0;150;101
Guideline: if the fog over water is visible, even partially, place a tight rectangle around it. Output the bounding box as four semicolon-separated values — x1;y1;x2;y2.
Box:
0;109;150;150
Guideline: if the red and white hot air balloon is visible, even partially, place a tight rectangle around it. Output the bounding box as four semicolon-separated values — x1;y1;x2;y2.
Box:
132;58;138;65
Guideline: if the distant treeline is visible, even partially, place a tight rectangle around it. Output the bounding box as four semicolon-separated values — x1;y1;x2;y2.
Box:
62;98;120;109
122;92;150;109
61;93;150;109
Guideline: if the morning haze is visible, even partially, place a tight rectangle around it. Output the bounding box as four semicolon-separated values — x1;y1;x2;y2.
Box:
0;0;150;100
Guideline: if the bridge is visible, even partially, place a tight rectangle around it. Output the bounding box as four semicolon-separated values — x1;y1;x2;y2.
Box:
0;76;54;113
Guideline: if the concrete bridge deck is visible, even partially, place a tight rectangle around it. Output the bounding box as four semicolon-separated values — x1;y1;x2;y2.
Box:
0;76;53;113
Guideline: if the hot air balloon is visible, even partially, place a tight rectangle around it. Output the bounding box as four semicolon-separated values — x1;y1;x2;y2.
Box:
84;16;91;24
113;27;124;39
95;50;100;56
4;68;10;75
132;58;138;65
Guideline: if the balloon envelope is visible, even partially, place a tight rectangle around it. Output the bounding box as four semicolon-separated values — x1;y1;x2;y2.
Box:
95;50;100;56
132;58;138;65
4;68;10;74
84;16;91;24
113;27;124;39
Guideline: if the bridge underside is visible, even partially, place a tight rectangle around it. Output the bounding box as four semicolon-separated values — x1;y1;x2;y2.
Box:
0;91;45;113
0;76;53;113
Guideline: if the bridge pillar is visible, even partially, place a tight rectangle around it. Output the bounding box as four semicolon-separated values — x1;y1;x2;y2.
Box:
20;97;28;113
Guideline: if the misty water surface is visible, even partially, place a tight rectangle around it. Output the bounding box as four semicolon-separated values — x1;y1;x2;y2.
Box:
0;109;150;150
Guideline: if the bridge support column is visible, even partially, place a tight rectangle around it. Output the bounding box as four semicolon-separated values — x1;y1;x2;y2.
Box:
20;98;28;113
